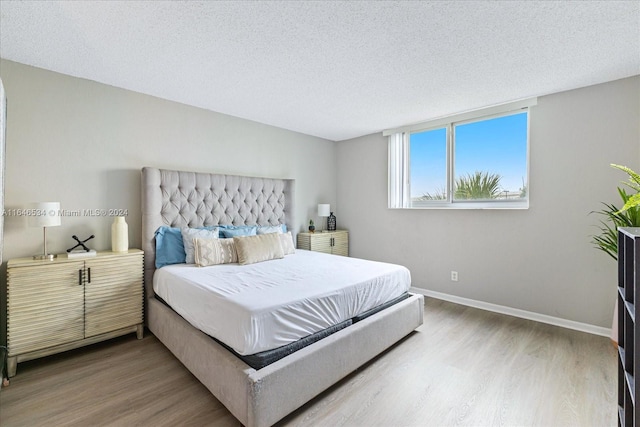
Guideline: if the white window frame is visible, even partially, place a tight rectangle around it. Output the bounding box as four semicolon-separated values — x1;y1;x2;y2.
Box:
386;98;535;209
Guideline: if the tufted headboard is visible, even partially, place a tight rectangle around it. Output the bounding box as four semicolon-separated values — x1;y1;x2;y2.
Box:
141;167;295;302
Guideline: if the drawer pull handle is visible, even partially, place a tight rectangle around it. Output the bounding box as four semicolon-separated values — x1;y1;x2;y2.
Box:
87;268;91;284
78;269;83;286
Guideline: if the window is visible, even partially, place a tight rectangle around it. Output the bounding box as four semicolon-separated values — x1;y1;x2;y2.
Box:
388;99;534;209
410;127;447;201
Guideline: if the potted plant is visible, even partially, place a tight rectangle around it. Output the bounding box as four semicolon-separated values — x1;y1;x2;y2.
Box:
592;187;640;259
308;219;315;233
593;164;640;259
592;164;640;344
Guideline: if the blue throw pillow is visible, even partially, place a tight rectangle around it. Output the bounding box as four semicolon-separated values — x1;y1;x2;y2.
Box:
219;225;258;238
155;225;220;268
155;226;185;268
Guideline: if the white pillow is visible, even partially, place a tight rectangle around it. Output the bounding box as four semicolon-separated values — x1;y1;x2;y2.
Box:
233;233;284;265
279;232;295;255
181;227;219;264
194;238;237;267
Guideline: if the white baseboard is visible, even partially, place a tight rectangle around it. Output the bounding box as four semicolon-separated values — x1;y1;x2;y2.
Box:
411;287;612;338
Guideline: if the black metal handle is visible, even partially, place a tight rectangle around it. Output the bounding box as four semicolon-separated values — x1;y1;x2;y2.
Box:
87;267;91;284
78;269;83;286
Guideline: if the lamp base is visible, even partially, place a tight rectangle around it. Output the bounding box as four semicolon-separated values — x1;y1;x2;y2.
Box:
33;254;57;261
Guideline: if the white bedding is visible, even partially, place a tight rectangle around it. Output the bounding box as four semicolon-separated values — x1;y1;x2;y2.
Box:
153;249;411;355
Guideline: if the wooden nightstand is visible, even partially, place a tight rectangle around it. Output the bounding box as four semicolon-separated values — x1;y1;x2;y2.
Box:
297;230;348;256
6;249;144;377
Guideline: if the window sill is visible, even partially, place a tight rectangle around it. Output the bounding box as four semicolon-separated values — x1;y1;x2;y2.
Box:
392;201;530;210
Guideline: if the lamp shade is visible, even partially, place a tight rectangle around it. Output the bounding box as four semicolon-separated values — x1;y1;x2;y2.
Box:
27;202;61;227
317;204;330;217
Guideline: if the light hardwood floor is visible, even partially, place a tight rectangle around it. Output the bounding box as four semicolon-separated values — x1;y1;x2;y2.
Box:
0;298;617;426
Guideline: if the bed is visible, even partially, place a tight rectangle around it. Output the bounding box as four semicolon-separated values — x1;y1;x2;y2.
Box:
141;167;424;427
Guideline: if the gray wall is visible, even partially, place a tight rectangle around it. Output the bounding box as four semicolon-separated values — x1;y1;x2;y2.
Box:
336;76;640;328
0;59;337;261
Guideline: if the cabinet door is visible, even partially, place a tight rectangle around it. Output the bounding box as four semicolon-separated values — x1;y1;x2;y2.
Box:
309;233;333;254
84;254;143;338
7;261;85;355
331;232;349;256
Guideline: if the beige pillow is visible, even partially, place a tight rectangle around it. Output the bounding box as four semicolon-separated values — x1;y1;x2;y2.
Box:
233;233;284;265
279;231;295;255
194;238;238;267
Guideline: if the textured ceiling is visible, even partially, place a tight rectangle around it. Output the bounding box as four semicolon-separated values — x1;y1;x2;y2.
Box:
0;1;638;141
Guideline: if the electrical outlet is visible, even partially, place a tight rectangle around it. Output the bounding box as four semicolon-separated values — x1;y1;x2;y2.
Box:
451;271;459;282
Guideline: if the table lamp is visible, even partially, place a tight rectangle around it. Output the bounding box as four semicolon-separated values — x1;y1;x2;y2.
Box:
28;202;61;260
317;204;330;232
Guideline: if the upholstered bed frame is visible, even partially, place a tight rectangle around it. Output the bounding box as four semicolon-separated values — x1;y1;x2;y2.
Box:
141;167;424;427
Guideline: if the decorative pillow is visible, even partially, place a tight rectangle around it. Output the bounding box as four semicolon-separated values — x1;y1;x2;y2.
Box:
194;238;238;267
256;225;286;235
181;227;220;264
220;225;258;238
155;226;186;268
279;231;295;255
233;233;284;265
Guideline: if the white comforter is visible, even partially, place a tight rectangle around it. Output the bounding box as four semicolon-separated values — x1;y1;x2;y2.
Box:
153;249;411;355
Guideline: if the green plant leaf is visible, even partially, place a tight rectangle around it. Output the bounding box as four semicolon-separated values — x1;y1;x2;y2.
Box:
621;192;640;213
419;187;447;201
612;164;640;193
454;171;502;200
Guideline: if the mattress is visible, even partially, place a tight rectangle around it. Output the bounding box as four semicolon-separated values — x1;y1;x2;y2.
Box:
153;249;411;355
221;319;354;369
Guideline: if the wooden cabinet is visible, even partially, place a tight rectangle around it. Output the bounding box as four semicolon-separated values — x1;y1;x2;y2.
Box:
618;227;639;426
297;230;348;256
6;250;143;377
